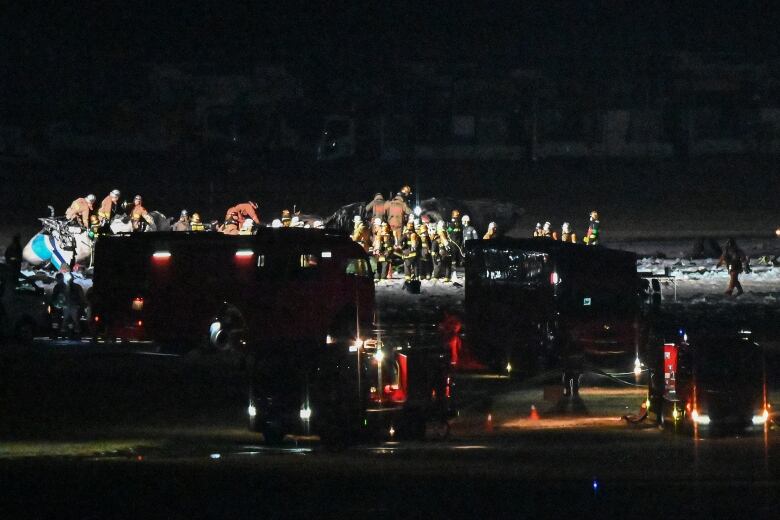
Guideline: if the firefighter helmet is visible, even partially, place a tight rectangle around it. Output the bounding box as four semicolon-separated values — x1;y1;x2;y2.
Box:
86;194;96;204
461;214;470;224
591;210;599;221
110;189;121;198
451;209;460;220
400;185;412;196
281;209;292;221
134;194;142;202
191;213;202;223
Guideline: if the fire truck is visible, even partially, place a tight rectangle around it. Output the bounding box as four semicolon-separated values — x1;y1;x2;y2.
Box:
645;325;770;434
91;229;453;444
464;238;643;386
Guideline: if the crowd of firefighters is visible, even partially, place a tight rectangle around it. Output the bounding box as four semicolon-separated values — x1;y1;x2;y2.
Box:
352;187;497;282
60;186;604;284
532;211;601;246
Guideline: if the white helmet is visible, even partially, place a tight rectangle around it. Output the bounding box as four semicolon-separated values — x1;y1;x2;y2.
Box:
271;219;282;228
353;215;362;224
461;215;470;224
86;194;96;204
373;218;382;227
543;221;551;231
562;222;571;234
110;189;121;197
488;222;497;230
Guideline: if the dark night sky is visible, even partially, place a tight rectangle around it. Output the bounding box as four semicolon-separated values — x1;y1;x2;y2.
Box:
4;1;780;120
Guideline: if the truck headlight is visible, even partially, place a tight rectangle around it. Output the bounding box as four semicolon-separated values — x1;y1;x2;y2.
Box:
299;407;312;420
247;404;257;418
691;409;710;425
752;409;770;425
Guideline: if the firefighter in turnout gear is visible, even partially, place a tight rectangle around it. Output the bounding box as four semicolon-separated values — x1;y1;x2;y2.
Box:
585;210;600;245
220;211;240;235
462;215;479;245
560;222;577;243
190;213;205;231
533;223;543;237
226;201;260;229
366;193;387;222
484;222;498;240
397;185;413;205
65;194;96;228
402;221;421;280
281;209;292;227
433;221;453;282
386;195;412;240
98;189;121;224
172;210;190;232
130;195;154;232
351;219;372;254
88;215;101;239
374;223;394;281
447;209;463;268
418;224;433;280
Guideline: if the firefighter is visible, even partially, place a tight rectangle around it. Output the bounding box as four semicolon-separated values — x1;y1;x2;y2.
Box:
130;195;154;232
433;221;453;282
386;194;412;240
560;222;577;243
584;210;600;245
87;215;101;239
220;211;240;235
533;222;543;237
281;209;292;227
374;222;394;281
226;201;260;229
365;193;387;222
65;194;96;228
418;224;433;280
371;217;383;241
718;238;749;296
351;219;372;254
542;221;553;239
447;209;464;269
172;210;190;232
98;189;121;224
462;215;479;245
190;213;205;231
397;185;413;205
402;222;420;280
483;222;498;240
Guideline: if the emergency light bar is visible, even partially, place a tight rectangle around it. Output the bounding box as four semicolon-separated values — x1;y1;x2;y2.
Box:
152;251;171;259
235;249;254;257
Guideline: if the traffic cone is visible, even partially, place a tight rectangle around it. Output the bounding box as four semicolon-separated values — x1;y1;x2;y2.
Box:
529;405;540;421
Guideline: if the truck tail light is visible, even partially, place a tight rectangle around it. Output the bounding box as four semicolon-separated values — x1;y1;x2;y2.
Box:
131;297;144;311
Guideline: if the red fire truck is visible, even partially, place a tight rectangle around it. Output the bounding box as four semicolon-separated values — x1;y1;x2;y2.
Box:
91;230;453;444
646;325;770;434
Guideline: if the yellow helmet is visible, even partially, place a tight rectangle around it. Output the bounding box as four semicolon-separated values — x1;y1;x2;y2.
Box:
191;213;201;223
451;209;460;219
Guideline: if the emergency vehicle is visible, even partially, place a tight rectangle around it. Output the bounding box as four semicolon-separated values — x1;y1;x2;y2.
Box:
464;238;642;381
646;326;770;434
91;230;453;444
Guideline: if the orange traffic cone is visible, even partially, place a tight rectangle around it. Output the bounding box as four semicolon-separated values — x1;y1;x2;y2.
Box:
529;405;540;421
485;413;494;432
